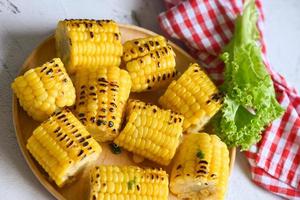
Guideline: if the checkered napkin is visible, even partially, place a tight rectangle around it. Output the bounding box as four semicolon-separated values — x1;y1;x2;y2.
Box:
158;0;300;199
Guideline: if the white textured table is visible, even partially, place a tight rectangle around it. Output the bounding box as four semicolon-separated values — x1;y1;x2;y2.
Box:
0;0;299;199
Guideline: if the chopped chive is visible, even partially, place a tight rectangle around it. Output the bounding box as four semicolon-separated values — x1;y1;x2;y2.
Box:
109;143;122;154
127;176;137;190
196;150;205;159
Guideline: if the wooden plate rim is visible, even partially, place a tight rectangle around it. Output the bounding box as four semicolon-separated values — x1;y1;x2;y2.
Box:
12;23;236;200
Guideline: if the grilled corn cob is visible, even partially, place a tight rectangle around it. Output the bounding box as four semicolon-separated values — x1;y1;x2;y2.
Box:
75;67;131;142
114;99;183;165
56;19;123;74
26;109;102;187
90;165;169;200
123;35;177;92
170;132;229;200
159;63;223;132
12;58;75;121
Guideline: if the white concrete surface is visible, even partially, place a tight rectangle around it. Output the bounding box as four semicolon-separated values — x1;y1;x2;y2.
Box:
0;0;299;199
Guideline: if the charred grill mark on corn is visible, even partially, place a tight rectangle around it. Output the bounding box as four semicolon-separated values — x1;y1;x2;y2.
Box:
55;19;123;74
170;133;229;200
90;165;169;200
159;63;223;132
26;109;102;187
75;67;131;142
114;99;183;165
11;58;75;121
122;36;177;92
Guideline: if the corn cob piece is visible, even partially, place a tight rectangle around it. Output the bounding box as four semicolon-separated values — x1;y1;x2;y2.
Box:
26;109;102;187
170;132;229;200
56;19;123;74
159;63;223;132
75;67;131;142
123;35;177;92
12;58;75;121
114;99;183;165
90;165;169;200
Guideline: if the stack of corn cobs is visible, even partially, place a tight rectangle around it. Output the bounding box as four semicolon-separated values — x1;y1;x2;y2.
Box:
12;19;229;200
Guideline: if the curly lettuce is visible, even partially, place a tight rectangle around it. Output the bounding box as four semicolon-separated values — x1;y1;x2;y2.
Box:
212;0;284;150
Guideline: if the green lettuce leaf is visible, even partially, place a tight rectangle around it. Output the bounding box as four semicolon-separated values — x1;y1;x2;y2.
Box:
213;0;284;150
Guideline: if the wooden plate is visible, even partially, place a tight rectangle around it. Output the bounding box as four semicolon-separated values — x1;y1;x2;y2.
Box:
13;24;236;200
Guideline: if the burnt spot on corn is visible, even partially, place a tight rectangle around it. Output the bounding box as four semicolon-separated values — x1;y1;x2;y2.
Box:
197;170;207;174
147;86;152;90
138;47;144;52
210;92;224;103
57;132;62;137
108;121;114;127
78;137;85;143
66;141;74;148
96;119;104;126
144;43;150;51
176;164;182;170
134;41;139;45
46;68;53;75
157;75;161;81
59;134;67;141
40;67;47;73
172;71;176;77
77;149;84;157
86;135;92;139
210;174;217;178
114;33;119;40
57;114;66;120
54;127;61;133
199;160;208;165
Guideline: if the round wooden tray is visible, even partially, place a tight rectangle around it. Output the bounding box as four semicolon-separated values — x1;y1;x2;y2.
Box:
12;24;236;200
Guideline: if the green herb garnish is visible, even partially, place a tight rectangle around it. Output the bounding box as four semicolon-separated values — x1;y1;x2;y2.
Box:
109;143;122;154
196;150;205;159
127;176;137;190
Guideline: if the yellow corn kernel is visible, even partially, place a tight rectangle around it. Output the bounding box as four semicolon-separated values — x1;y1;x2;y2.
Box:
75;66;131;142
56;19;123;73
114;99;183;165
26;109;102;187
159;63;223;132
90;165;169;200
170;132;229;200
123;36;177;92
12;58;75;121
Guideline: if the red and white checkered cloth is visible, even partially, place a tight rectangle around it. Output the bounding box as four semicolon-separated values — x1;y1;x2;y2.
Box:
158;0;300;199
